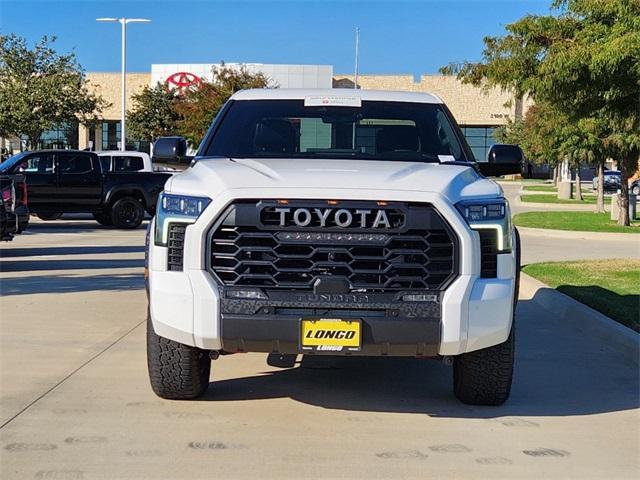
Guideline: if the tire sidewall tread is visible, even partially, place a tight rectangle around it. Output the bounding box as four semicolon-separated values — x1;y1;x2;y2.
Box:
146;316;211;400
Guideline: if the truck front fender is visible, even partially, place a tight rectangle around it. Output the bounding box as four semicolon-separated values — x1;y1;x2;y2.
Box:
104;184;153;211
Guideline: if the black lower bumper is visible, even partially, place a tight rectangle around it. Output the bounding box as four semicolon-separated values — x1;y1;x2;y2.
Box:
221;313;440;357
219;288;442;356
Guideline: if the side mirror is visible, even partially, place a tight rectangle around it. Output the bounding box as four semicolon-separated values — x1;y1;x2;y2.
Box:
152;136;191;165
477;144;524;177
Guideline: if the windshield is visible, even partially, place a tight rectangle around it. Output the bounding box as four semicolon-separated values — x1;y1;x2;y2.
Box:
203;100;470;162
0;152;29;173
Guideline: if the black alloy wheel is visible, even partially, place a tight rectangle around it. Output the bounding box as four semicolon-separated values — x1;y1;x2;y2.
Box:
111;197;144;229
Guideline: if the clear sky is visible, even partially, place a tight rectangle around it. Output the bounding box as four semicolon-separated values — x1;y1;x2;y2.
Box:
0;0;550;75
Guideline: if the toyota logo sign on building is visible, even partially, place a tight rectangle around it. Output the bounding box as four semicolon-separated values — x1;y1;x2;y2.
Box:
165;71;202;93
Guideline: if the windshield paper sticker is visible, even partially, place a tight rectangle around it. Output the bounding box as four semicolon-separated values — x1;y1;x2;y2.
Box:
438;155;456;163
304;96;362;107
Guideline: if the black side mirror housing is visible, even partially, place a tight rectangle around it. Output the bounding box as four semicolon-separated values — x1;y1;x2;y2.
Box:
153;136;191;165
477;144;524;177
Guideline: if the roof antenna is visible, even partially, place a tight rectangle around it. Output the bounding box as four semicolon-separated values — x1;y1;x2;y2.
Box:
354;27;360;89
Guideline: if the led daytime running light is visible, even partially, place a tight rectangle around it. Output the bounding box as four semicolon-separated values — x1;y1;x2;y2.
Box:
456;198;512;252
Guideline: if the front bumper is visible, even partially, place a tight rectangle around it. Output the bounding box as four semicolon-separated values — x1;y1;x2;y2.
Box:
149;264;515;356
219;288;441;356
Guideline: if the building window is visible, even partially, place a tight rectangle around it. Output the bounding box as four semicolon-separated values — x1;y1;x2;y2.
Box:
102;121;121;150
100;121;150;153
25;122;79;149
460;126;498;162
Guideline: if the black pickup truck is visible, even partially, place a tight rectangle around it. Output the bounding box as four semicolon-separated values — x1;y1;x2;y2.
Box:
0;150;171;229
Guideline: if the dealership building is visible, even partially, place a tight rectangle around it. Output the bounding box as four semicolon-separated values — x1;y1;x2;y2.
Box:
2;62;524;162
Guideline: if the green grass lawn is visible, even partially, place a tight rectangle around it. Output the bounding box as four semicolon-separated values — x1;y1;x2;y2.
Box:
522;185;557;192
520;193;611;204
513;211;640;233
523;259;640;331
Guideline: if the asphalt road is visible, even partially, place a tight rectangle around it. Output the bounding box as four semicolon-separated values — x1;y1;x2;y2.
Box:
499;182;640;264
0;217;638;480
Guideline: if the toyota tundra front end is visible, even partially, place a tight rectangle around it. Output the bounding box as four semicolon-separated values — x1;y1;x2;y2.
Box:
146;89;521;405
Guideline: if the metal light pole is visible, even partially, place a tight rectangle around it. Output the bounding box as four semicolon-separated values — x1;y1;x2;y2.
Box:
96;17;151;151
354;27;360;89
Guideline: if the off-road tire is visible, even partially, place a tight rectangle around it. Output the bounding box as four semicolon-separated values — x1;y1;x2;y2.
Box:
36;212;62;221
110;196;144;229
632;185;640;195
93;212;113;226
453;327;515;405
146;316;211;400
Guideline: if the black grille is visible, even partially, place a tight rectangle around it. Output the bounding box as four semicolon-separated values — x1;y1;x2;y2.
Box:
208;201;458;291
478;229;498;278
167;224;187;271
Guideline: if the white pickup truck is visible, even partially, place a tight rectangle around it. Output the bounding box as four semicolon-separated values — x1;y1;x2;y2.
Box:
145;89;523;405
98;151;153;173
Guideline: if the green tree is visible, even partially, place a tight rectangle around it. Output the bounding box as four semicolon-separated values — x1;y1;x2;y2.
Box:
442;0;640;225
496;102;566;183
175;65;274;147
127;83;181;144
0;34;107;149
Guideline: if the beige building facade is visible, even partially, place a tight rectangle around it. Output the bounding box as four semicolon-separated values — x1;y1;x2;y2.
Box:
4;64;525;163
78;72;152;151
333;74;519;126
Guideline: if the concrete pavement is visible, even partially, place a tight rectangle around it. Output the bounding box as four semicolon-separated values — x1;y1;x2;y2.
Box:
519;227;639;264
0;218;638;479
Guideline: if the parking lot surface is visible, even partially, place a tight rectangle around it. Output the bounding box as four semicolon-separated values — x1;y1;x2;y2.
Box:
1;218;638;479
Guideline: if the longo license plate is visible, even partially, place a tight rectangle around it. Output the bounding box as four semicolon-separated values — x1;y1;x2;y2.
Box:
300;319;361;352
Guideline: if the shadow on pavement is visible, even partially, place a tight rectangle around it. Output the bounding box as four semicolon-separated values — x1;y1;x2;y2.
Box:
0;273;144;295
203;296;640;418
0;258;144;272
555;284;639;332
22;219;148;234
0;245;145;258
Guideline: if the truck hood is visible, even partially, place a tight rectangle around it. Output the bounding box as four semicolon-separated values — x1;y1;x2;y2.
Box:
166;157;503;203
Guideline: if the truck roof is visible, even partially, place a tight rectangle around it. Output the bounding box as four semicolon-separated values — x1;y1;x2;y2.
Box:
231;88;443;104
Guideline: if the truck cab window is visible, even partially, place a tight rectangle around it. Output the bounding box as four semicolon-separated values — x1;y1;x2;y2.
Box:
114;156;144;172
58;154;93;174
18;154;55;174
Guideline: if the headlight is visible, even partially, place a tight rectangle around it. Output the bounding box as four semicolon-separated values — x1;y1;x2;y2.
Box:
154;192;211;246
456;198;512;252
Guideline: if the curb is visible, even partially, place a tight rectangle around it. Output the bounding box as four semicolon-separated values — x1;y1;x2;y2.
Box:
519;273;639;365
516;200;610;211
516;226;640;241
